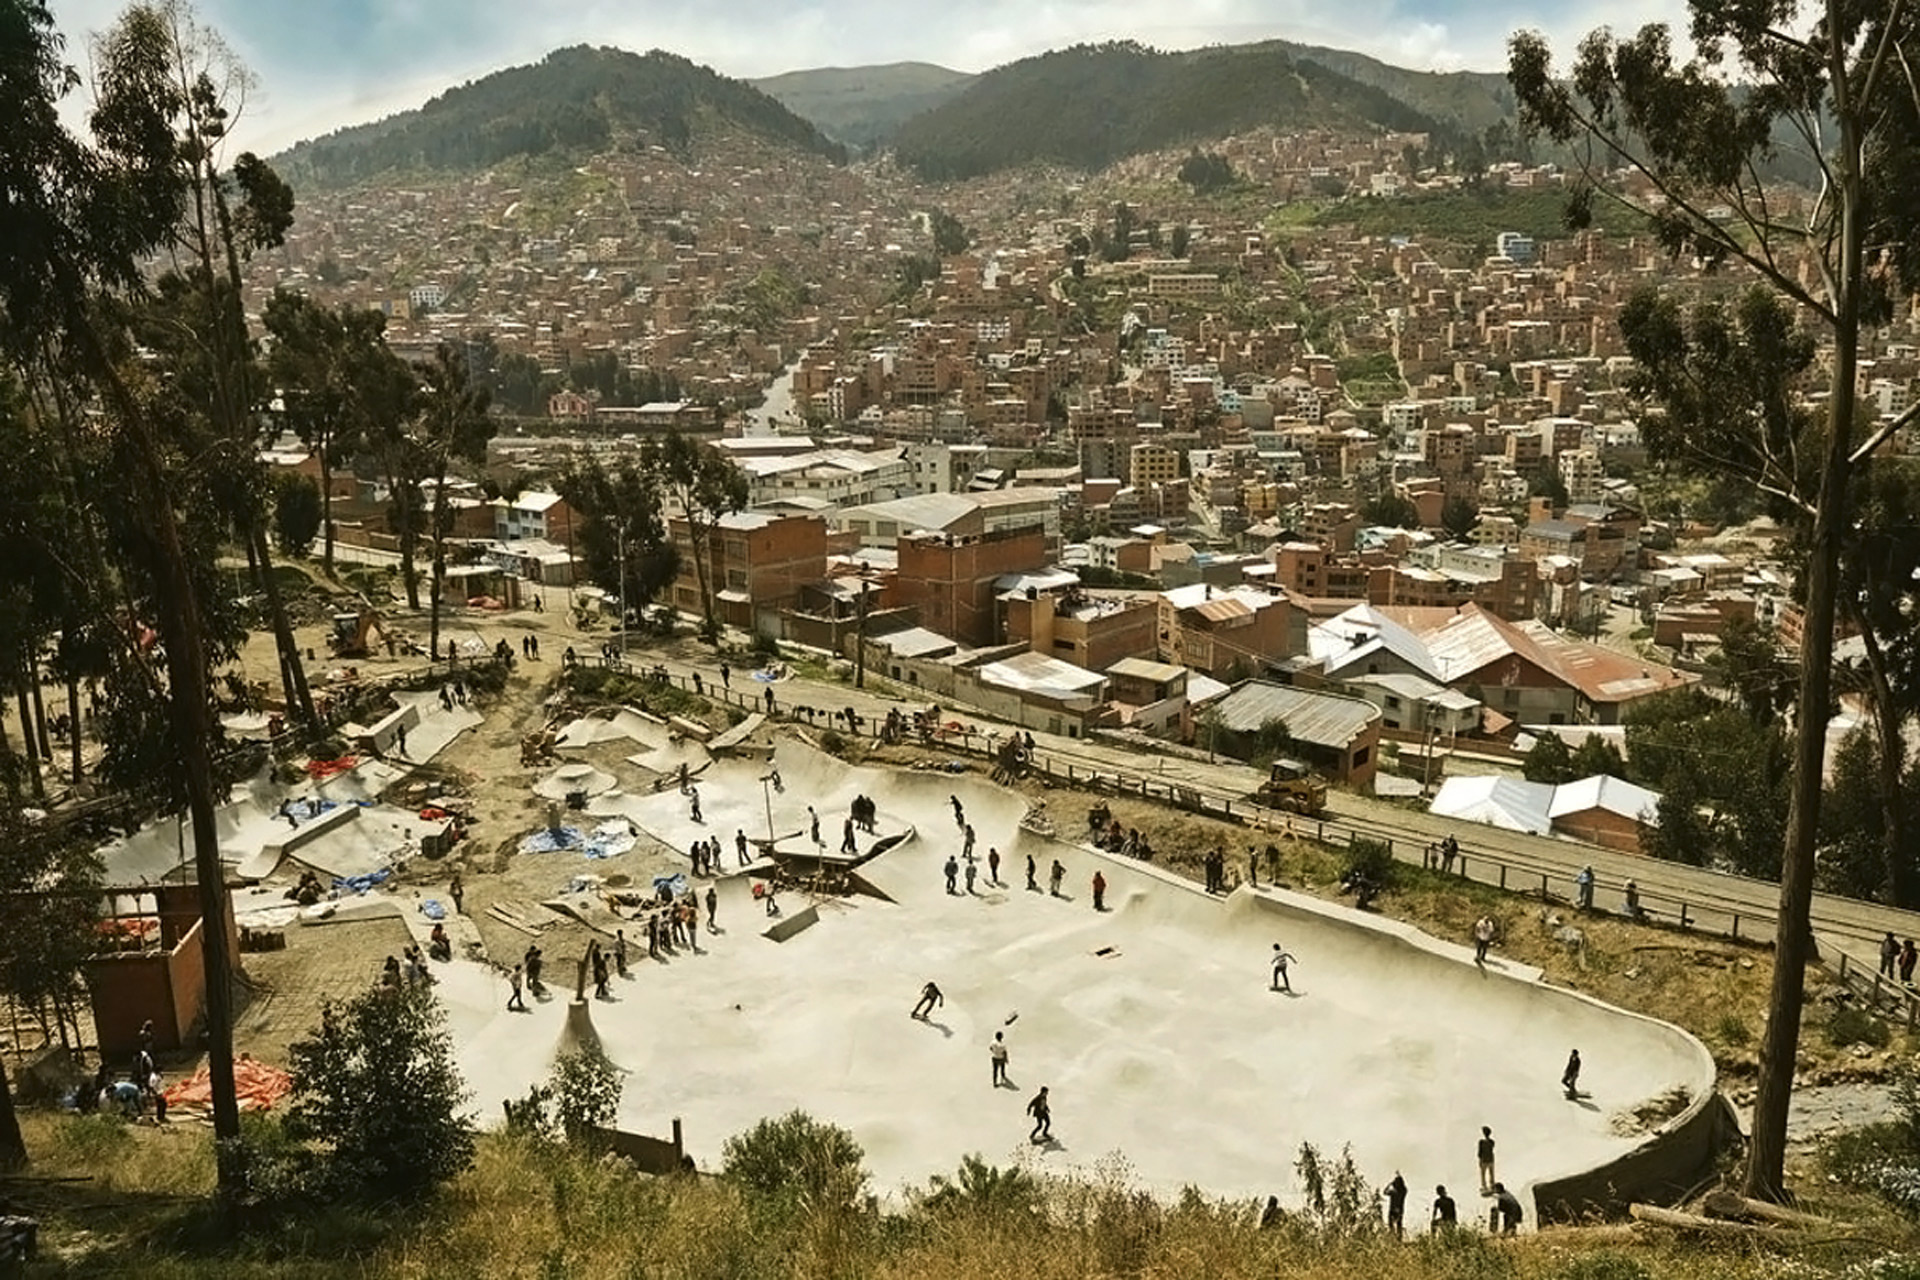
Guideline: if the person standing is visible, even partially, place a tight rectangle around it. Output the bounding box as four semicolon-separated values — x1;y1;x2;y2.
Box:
1383;1172;1407;1237
1473;915;1495;964
592;945;611;1000
613;930;629;977
809;806;821;846
965;860;978;895
989;1032;1009;1086
1271;944;1296;993
1883;932;1901;979
1091;869;1106;911
1476;1127;1496;1194
1575;865;1595;911
719;662;730;690
1431;1185;1456;1231
1247;846;1258;890
706;884;718;931
1049;859;1065;896
945;856;960;895
1026;853;1038;892
524;945;544;995
1026;1086;1052;1142
988;848;1001;886
1562;1049;1582;1099
508;963;527;1011
449;871;464;916
963;824;976;860
842;818;857;855
950;794;965;827
1902;938;1918;987
912;981;944;1020
735;829;750;867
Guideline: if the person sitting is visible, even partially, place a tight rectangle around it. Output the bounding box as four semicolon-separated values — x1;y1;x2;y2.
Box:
428;922;452;962
292;870;325;906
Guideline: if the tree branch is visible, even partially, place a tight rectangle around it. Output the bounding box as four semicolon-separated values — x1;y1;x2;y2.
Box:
1848;399;1920;465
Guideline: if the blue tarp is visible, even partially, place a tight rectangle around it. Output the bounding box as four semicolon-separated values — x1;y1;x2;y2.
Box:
331;868;391;896
651;872;689;897
419;899;446;920
519;826;585;854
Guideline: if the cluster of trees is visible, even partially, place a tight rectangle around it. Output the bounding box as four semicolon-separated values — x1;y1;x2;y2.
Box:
277;46;844;188
1177;149;1236;193
559;431;748;641
891;42;1452;180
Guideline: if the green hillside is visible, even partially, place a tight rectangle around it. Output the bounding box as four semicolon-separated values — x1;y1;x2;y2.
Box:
276;46;846;189
889;41;1458;181
752;62;976;149
1272;41;1516;133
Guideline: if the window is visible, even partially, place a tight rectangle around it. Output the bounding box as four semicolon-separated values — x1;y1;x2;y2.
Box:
1352;747;1370;768
1385;695;1401;709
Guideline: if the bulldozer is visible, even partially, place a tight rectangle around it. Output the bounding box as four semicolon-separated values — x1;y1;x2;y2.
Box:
329;610;393;659
1258;758;1328;816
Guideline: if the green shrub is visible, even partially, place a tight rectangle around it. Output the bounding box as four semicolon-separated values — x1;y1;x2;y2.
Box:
917;1153;1043;1219
552;1050;622;1138
1555;1255;1652;1280
1829;1004;1893;1049
284;980;476;1202
722;1110;868;1225
1342;836;1397;888
1714;1013;1751;1047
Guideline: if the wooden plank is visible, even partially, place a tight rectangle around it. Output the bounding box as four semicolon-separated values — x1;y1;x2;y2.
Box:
486;905;540;937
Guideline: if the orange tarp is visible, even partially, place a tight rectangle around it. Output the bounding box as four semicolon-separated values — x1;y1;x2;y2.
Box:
162;1055;293;1112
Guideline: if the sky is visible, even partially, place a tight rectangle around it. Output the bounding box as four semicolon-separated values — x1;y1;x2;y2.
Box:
49;0;1692;154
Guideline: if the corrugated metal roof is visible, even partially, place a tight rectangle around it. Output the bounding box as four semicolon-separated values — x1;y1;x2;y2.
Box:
1193;597;1254;622
1212;681;1377;748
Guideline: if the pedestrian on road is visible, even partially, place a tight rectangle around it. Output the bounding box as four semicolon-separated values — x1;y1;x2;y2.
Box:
945;856;960;895
1576;865;1595;911
1091;869;1107;911
507;963;527;1011
719;663;730;689
1562;1049;1582;1099
706;884;718;931
1431;1185;1456;1230
1477;1127;1496;1194
988;848;1001;885
1383;1172;1407;1237
1473;915;1495;964
1049;859;1065;896
1026;852;1038;891
965;861;978;894
912;981;944;1020
1440;834;1458;874
1884;932;1902;979
1026;1086;1052;1142
1270;943;1296;993
990;1031;1009;1086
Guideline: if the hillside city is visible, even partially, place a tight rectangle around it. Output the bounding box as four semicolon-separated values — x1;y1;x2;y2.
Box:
250;112;1916;849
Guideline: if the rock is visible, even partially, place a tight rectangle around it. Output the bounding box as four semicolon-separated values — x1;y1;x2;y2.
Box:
1740;958;1755;970
1623;967;1641;980
1554;925;1586;949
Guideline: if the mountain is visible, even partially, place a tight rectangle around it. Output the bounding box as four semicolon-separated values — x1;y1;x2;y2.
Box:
889;41;1464;181
752;62;976;149
1270;42;1516;134
275;46;845;189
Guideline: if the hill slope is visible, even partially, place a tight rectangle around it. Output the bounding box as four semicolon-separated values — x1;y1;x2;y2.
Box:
276;46;845;189
889;41;1457;180
752;62;976;149
1272;42;1515;134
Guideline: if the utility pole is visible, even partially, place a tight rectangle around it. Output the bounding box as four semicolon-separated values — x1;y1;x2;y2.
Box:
616;524;627;657
853;565;871;690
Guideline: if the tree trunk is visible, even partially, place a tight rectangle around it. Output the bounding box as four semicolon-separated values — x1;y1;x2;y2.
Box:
12;670;41;800
1854;616;1911;906
247;524;316;731
0;697;18;804
687;511;716;638
27;656;49;761
393;472;421;611
1743;165;1863;1203
0;1056;26;1171
428;465;449;658
318;431;335;575
65;675;81;785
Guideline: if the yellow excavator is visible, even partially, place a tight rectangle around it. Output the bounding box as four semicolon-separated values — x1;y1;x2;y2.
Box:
328;609;392;659
1258;758;1328;816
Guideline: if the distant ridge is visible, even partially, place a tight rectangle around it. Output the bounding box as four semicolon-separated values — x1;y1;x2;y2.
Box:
275;46;846;189
752;62;976;149
888;41;1466;181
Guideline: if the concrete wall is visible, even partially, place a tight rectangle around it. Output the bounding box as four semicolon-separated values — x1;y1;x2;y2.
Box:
583;1118;687;1175
1532;1091;1739;1224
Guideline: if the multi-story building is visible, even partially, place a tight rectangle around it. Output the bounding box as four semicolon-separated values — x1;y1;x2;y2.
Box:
668;511;831;632
896;525;1049;647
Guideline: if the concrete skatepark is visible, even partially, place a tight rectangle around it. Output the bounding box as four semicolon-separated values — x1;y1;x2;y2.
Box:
429;739;1721;1219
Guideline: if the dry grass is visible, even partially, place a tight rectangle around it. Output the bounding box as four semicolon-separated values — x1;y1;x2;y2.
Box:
7;1117;1912;1279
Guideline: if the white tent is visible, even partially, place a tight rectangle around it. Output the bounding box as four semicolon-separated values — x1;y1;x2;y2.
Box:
1428;775;1555;836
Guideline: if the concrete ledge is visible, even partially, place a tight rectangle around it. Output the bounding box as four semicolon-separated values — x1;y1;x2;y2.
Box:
763;904;819;943
239;802;361;880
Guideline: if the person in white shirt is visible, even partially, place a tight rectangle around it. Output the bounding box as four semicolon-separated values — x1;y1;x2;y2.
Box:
989;1031;1010;1086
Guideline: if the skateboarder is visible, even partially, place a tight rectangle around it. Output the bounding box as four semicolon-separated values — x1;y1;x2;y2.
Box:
1562;1049;1582;1098
1270;944;1296;992
1049;859;1065;896
1026;853;1038;891
736;829;750;867
990;1031;1009;1086
945;856;960;895
689;789;702;823
1431;1185;1456;1230
988;848;1001;885
1477;1127;1496;1194
951;794;965;827
1026;1085;1051;1142
1383;1172;1407;1237
809;806;821;846
1473;914;1495;964
963;824;976;859
1091;870;1106;911
507;963;527;1011
912;981;944;1020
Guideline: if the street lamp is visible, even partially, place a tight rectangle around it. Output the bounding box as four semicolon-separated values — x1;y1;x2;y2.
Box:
616;524;626;658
